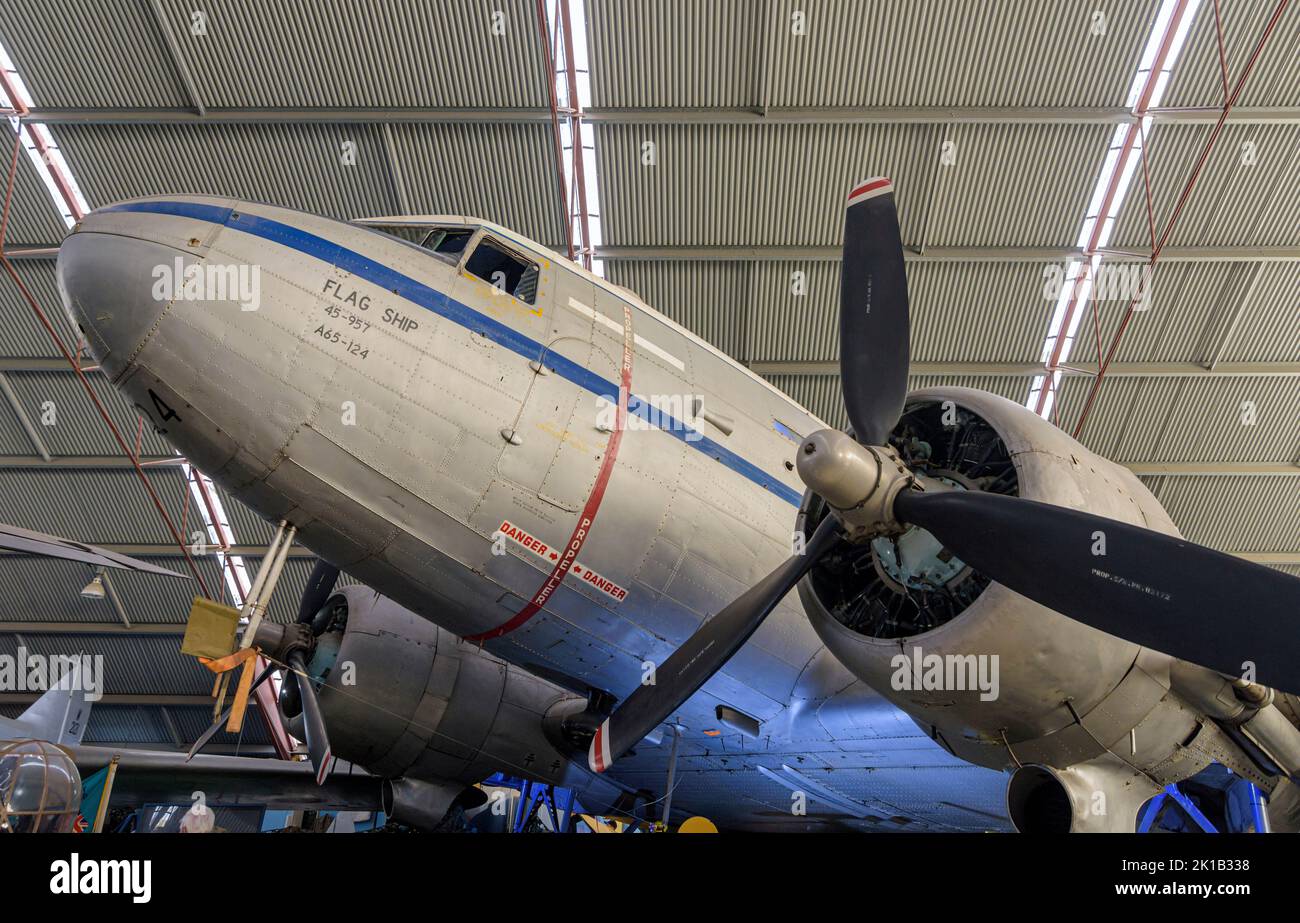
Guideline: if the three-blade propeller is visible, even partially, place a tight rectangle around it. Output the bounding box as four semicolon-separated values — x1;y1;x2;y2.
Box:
188;559;340;784
589;176;1300;774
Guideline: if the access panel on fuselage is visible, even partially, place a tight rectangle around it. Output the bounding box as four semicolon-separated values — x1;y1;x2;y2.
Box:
488;259;613;514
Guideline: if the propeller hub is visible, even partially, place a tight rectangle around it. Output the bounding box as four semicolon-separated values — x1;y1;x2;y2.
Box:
796;428;913;540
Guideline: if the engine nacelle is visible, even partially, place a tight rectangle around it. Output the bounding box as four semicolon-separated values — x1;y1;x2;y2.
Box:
381;777;487;832
798;388;1210;776
301;585;628;819
1006;758;1162;833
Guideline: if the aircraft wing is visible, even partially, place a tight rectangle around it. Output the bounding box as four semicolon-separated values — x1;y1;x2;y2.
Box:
0;521;187;578
68;744;382;812
597;688;1012;833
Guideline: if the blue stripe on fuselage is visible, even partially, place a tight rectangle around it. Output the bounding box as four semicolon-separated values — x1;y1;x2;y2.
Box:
103;200;804;507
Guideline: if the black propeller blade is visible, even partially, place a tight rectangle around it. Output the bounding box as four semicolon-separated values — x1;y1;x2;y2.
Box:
893;488;1300;694
838;177;910;446
298;559;341;623
287;649;334;784
282;559;341;719
185;663;277;761
583;174;1300;778
589;516;842;772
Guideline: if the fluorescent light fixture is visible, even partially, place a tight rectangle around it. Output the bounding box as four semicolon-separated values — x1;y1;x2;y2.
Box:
544;0;606;277
181;458;252;604
1026;0;1203;418
0;41;90;227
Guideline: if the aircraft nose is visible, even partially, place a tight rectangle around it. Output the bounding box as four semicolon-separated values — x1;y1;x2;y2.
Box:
56;196;236;381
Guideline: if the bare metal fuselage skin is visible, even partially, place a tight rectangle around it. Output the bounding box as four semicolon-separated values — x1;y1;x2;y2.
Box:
56;196;1284;830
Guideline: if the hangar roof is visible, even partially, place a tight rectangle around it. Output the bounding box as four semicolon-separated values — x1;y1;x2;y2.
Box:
0;0;1295;753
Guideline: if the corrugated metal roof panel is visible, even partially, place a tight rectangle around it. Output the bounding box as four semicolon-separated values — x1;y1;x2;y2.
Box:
588;0;1158;108
586;0;759;108
1067;261;1262;366
3;370;173;457
100;555;225;624
769;0;1157;109
596;122;1103;248
0;632;214;694
0;556;126;624
748;262;838;363
0;136;69;245
608;259;1052;365
595;122;927;246
1216;262;1300;364
924;123;1112;248
53;123;399;218
155;0;550;109
163;703;271;746
79;706;170;746
1056;374;1299;463
1140;474;1299;551
1111;123;1300;248
0;261;78;359
604;260;750;359
0;466;195;544
1163;0;1300;108
387;122;566;244
0;0;188;108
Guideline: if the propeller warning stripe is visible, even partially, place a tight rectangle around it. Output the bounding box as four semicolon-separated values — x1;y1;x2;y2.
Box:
589;718;612;774
316;748;334;786
847;177;893;206
466;304;636;643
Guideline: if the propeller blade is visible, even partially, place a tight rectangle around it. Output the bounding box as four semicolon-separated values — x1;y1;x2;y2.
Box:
185;663;277;761
893;488;1300;694
298;559;341;623
590;516;842;773
0;521;187;579
838;177;910;446
287;650;334;784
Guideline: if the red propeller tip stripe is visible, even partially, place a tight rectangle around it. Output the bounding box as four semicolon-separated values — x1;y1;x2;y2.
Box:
588;718;612;774
847;177;893;206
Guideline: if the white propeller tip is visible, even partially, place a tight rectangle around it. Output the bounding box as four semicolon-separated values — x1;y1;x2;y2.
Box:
588;718;612;774
847;177;893;207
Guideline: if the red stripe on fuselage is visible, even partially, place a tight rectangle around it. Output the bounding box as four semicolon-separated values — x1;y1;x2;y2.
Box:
466;305;635;642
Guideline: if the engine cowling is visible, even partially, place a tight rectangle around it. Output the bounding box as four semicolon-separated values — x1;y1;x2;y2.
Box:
295;584;628;822
798;388;1207;775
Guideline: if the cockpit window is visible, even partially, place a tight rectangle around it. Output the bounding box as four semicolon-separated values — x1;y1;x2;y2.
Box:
420;227;475;262
464;237;540;305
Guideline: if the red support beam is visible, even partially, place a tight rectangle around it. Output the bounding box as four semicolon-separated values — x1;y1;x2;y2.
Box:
558;0;593;270
1072;0;1291;438
1034;0;1193;417
0;66;84;223
535;0;575;262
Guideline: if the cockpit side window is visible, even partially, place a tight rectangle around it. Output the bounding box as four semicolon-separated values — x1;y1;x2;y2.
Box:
420;227;475;263
464;237;540;305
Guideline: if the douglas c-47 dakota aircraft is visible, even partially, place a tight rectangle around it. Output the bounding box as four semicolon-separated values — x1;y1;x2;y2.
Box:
54;179;1300;832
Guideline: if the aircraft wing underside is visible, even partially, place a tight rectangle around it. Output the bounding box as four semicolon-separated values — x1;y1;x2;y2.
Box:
598;710;1012;832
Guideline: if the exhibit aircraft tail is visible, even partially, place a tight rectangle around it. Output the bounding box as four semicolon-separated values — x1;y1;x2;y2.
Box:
0;665;92;746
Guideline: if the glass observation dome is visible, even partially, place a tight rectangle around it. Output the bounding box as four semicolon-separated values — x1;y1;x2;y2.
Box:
0;739;84;833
